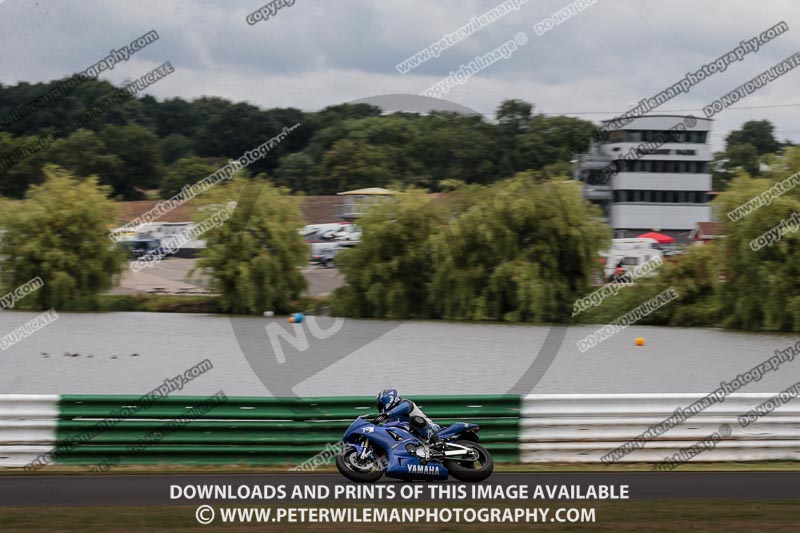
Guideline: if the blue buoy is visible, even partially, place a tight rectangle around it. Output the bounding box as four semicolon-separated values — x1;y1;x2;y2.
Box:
292;312;305;324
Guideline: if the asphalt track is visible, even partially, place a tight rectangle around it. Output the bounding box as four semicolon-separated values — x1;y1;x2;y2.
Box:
0;472;799;506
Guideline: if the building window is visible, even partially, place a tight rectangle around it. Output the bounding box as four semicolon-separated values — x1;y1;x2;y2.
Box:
620;159;711;173
611;190;709;204
624;130;640;142
686;131;708;143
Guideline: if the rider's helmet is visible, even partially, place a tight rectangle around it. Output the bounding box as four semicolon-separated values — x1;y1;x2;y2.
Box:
376;389;401;414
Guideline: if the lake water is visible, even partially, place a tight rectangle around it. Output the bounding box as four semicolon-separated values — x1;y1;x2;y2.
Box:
0;311;797;397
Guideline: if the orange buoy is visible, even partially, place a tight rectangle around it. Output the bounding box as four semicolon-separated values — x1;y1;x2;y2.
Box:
635;337;645;346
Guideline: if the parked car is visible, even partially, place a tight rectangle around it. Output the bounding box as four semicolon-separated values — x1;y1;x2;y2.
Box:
119;238;162;258
309;242;339;267
309;241;359;268
332;223;361;241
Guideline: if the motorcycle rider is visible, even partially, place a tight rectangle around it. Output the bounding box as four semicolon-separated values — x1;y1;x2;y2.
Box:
374;389;443;449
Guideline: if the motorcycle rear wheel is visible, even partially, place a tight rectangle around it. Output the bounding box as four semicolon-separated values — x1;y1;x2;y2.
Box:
444;440;494;482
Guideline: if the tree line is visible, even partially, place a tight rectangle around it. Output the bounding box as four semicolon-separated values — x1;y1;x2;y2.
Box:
0;80;600;199
1;76;798;330
2;148;800;332
1;78;792;200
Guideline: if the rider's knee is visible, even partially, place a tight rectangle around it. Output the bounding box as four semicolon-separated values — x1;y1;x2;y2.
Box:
410;416;427;430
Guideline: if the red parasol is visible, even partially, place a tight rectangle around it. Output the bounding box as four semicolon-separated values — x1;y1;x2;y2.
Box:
637;231;675;244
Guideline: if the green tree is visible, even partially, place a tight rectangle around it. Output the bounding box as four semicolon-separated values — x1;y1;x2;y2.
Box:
0;132;56;197
522;115;598;168
429;173;610;321
714;148;800;330
159;156;218;199
274;152;317;192
723;143;760;176
315;139;394;194
310;103;382;130
726;120;780;155
160;133;195;165
0;165;127;309
99;123;163;197
39;129;125;192
332;174;610;321
496;99;533;134
331;189;458;318
411;113;500;188
194;177;308;314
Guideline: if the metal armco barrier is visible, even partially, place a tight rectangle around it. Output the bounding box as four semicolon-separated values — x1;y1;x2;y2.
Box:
521;393;800;462
2;393;799;467
1;394;520;467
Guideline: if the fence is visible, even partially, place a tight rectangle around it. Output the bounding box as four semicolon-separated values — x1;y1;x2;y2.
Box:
1;393;799;468
520;393;800;462
0;394;520;467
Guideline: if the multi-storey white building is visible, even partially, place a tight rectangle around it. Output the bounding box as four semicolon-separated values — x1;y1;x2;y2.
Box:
572;115;713;237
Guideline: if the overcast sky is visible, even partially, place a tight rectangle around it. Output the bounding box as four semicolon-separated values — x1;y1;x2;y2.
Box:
1;0;799;151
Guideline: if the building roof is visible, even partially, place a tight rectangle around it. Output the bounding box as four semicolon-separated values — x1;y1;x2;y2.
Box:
337;187;394;196
600;114;714;124
117;196;346;226
690;221;724;240
301;196;344;224
115;200;199;224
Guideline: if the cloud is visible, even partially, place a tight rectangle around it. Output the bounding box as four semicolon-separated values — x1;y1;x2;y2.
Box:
1;0;799;150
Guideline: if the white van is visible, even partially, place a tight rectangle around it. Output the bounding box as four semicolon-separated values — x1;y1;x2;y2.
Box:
300;223;348;241
332;224;361;241
601;238;663;279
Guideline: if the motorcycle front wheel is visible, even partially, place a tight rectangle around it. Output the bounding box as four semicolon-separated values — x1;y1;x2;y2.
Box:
335;445;386;483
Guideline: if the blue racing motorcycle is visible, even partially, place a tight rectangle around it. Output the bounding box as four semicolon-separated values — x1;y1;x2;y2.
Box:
335;414;494;483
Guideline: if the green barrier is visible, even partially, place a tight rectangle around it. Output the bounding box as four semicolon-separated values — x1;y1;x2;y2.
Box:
54;395;521;466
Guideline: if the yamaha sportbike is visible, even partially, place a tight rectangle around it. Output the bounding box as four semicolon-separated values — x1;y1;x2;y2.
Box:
335;414;494;482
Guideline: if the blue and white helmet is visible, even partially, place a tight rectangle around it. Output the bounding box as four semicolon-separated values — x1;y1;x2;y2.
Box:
376;389;401;413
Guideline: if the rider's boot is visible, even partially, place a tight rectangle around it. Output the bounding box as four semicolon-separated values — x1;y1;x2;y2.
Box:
428;433;445;457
